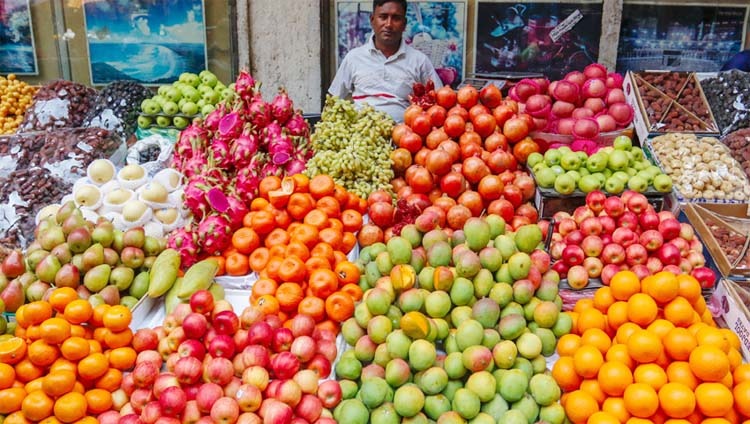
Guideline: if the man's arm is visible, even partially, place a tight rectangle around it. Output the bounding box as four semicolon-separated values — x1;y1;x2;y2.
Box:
328;56;354;98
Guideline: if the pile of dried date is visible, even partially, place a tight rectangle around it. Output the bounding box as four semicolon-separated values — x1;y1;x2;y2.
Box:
18;80;97;132
722;128;750;181
83;80;153;141
634;72;718;133
704;217;748;267
702;70;750;134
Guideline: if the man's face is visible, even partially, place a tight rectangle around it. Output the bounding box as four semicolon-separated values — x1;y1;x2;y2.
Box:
371;2;407;48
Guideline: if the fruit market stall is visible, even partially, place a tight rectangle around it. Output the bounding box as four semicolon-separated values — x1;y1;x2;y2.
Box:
3;58;750;424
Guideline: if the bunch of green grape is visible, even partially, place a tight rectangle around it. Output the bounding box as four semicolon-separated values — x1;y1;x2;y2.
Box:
306;95;395;198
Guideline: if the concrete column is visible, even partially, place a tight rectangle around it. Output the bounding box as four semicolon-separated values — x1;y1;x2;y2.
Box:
599;0;624;70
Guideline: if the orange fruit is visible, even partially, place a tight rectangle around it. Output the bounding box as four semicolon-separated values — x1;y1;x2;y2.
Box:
689;345;729;382
647;319;676;340
94;368;122;392
89;304;109;328
588;411;621;424
48;288;78;314
627;293;658;327
626;329;663;364
102;305;131;332
27;340;59;368
663;297;695;328
625;418;654;424
564;389;600;423
607;301;629;332
598;361;633;397
605;344;635;370
623;383;659;418
581;379;607;405
574;298;595;314
733;381;750;417
734;363;750;384
0;363;16;389
63;300;93;325
602;396;631;423
76;353;108;381
552;356;583;392
577;308;608;334
582;328;612;355
0;337;27;365
695;382;733;417
60;337;90;362
616;322;641;345
646;271;679;304
0;387;27;414
676;274;702;304
42;371;76;398
574;345;604;379
108;347;136;371
593;287;616;312
720;329;741;352
610;271;641;301
39;318;71;345
103;328;133;349
21;389;54;421
666;361;699;390
24;378;43;394
557;334;582;357
634;363;668;391
83;389;111;414
14;358;43;383
23;302;53;326
696;327;730;353
53;392;87;423
658;382;696;419
663;327;697;361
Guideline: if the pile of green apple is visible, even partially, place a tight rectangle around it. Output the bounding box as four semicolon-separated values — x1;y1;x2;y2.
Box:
138;70;233;129
528;136;673;195
333;215;572;424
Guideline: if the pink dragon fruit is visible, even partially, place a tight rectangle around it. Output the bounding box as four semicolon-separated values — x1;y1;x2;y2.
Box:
203;104;226;131
268;132;294;165
176;124;209;157
225;193;249;229
284;112;310;137
270;88;294;124
234;70;257;101
218;112;243;138
167;227;200;268
181;153;208;179
198;213;233;255
284;158;306;175
209;138;231;169
230;130;259;168
184;178;209;219
235;168;261;201
261;161;283;178
247;95;272;129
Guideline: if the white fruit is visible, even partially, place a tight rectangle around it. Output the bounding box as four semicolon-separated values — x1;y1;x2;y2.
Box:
154;208;179;225
122;200;149;222
106;189;134;205
119;164;146;181
74;185;102;207
87;159;116;185
140;182;169;203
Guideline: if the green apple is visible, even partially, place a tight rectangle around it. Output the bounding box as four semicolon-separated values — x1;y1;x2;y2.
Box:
535;168;557;188
608;150;630;171
527;152;544;168
140;99;161;114
586;152;608;173
181;101;199;116
626;167;637;177
632;160;649;171
156;116;172;128
653;174;673;192
202;89;220;104
197;99;207;108
592;172;606;187
602;169;613;179
137;116;153;128
565;170;581;183
157;85;170;96
576;151;588;163
165;87;182;103
201;104;216;115
560;152;582;171
645;165;663;178
173;116;190;129
197;84;213;95
636;170;654;186
604;176;625;194
550;165;565;176
178;98;187;109
627;175;648;193
554;174;576;195
599;146;614;155
631;146;644;158
162;101;179;116
612;171;630;183
532;162;548;174
179;72;200;87
199;70;219;87
558;146;573;156
153;95;167;106
544;150;562;166
579;168;590;176
215;81;226;91
578;175;601;193
613;135;633;150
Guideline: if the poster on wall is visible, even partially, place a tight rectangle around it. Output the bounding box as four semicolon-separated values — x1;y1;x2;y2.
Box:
474;1;602;80
617;3;748;73
335;0;467;88
0;0;38;75
83;0;207;85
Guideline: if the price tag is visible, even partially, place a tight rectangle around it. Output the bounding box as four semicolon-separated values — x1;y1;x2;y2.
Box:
549;10;583;42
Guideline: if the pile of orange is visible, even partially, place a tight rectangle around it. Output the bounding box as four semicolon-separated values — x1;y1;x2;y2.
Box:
214;174;366;333
553;271;750;424
0;287;136;423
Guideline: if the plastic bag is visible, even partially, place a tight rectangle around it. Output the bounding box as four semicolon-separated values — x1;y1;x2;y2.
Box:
83;81;153;142
19;80;97;132
126;134;175;176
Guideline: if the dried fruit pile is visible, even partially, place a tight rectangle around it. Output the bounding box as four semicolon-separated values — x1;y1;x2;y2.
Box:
553;271;750;423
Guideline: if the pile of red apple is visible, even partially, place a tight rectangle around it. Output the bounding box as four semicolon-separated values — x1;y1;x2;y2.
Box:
510;64;635;151
99;290;342;424
549;190;716;289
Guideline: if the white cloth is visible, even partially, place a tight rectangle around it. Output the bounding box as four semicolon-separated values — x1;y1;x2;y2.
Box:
329;34;443;122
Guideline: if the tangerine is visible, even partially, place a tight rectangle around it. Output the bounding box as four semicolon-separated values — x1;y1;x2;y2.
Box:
646;271;679;304
53;391;87;423
574;345;604;379
689;345;729;382
21;389;54;421
623;383;659;418
564;389;600;423
634;363;668;391
598;361;634;397
626;330;663;364
627;293;658;327
610;271;641;301
695;382;733;417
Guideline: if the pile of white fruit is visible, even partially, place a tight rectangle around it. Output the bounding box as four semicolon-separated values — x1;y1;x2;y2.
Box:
36;159;189;239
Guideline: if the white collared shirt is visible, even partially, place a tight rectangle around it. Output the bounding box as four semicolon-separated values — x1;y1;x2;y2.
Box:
329;34;443;122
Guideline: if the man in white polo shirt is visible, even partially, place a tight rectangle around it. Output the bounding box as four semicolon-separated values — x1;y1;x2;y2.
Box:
329;0;443;122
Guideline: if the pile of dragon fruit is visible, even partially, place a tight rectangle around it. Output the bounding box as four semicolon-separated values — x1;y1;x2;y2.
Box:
168;71;312;267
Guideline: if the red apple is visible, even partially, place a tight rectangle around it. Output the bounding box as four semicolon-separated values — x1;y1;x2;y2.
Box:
248;322;274;346
236;384;263;413
234;329;250;351
564;230;585;246
585;191;607;214
601;243;626;265
196;383;224;413
243;345;271;368
625;243;648;266
639;230;664;252
601;263;622;285
567;265;589;289
133;329;160;352
315;339;338;363
276;379;303;407
630;264;651;280
562;245;585;267
656;243;681;266
658;218;681;241
175;356;203;385
290;336;316;363
296;394;323;423
583;257;603;278
307;354;332;379
600;233;613;246
552;260;569;276
646;257;663;274
604;197;625;218
259;399;293;424
598;216;616;235
691;266;716;288
581;235;604;257
573;206;595;225
679;223;695;241
557;218;578;236
211;397;240;424
549;241;566;260
626;192;649;214
159;386;187;417
142;401;162;424
209;334;237;359
190;290;215;315
293;369;320;394
242;366;270;391
658;210;677;222
553;211;572;222
687;251;705;268
530;250;551;274
166;327;186;352
204;357;235;386
316;381;342;409
178;339;206;361
272;328;295;353
213;310;240;335
579;217;603;236
612;227;638;247
617;211;639;232
663;264;682;274
679;258;693;273
671;237;690;257
271;352;301;380
638;211;660;231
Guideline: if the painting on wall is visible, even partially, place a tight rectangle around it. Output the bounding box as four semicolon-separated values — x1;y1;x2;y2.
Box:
0;0;38;75
83;0;208;85
474;1;602;80
335;0;467;87
617;3;748;73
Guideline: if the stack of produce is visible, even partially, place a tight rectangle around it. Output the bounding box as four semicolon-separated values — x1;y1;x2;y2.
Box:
334;215;572;424
83;80;153;140
723;128;750;181
0;74;37;134
0;288;137;422
170;71;312;265
305;96;395;199
223;174;366;328
548;190;715;290
0;201;167;315
137;70;231;129
108;290;343;423
528;136;673;195
146;255;226;315
509;64;634;148
702;70;750;134
552;271;750;423
18;80;98;132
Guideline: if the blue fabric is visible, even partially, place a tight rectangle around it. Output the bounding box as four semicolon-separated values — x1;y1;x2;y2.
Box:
721;50;750;72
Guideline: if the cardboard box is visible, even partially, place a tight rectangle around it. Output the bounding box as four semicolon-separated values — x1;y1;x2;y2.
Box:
683;203;750;278
624;71;719;143
712;279;750;361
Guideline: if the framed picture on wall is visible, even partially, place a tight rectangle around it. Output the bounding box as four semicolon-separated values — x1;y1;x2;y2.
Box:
334;0;467;88
617;2;749;73
0;0;38;75
473;0;603;80
83;0;208;85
